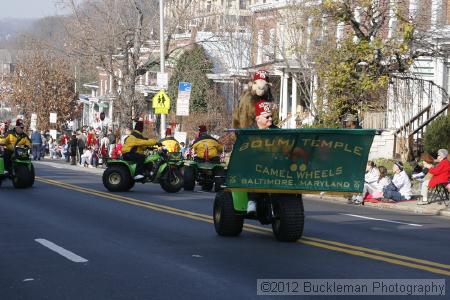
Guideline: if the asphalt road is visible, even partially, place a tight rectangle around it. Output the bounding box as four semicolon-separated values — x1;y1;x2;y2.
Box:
0;162;449;299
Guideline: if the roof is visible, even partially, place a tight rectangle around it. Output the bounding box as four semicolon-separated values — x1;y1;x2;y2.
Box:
142;48;187;72
0;49;13;63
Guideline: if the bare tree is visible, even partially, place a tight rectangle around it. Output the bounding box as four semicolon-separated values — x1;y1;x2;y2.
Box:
9;49;80;131
58;0;158;128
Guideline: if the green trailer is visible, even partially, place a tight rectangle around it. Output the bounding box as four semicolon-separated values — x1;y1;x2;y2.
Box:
213;128;376;242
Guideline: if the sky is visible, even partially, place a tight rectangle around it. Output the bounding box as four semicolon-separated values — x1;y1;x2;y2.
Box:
0;0;66;19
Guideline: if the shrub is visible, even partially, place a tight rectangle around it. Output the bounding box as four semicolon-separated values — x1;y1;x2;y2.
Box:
423;114;450;156
373;158;413;176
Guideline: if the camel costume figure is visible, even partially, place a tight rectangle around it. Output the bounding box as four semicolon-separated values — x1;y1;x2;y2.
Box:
232;70;276;129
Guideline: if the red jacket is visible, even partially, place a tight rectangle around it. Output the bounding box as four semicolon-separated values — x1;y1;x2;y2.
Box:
87;132;94;146
428;159;450;188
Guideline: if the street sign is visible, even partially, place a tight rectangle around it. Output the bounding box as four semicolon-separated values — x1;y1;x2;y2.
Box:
157;72;169;89
155;107;169;114
49;113;57;124
30;113;37;130
152;90;170;115
176;82;191;116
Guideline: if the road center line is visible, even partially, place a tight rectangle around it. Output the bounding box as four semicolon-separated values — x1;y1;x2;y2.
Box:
37;177;450;276
341;213;423;227
35;238;88;263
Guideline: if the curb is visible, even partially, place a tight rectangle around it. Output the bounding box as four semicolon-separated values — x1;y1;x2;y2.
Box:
34;160;104;175
34;160;450;218
307;194;450;218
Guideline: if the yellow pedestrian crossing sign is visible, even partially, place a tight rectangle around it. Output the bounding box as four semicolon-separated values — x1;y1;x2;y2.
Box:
152;90;171;114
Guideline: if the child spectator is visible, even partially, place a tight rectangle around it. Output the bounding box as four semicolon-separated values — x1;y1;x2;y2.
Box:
80;148;92;167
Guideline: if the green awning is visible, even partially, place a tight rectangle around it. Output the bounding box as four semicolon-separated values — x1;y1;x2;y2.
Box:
142;48;186;71
167;48;185;65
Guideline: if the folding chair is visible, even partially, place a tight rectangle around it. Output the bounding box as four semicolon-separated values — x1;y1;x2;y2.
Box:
429;183;449;206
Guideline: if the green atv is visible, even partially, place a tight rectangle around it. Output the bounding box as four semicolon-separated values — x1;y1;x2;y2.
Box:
213;128;376;242
102;147;183;193
183;159;226;192
0;145;35;189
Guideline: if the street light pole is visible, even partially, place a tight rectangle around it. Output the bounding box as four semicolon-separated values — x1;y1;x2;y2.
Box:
159;0;166;139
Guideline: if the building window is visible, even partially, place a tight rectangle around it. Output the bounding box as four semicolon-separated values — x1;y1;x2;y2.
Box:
257;30;263;64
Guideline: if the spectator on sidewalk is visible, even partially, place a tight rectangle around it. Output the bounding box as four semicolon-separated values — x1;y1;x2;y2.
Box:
63;142;70;162
363;166;392;201
41;131;48;159
80;147;92;167
100;134;109;157
77;131;86;164
418;149;450;205
383;161;412;202
91;145;100;168
352;161;380;204
110;141;122;160
86;128;94;147
68;133;78;165
180;142;187;158
31;129;42;160
107;129;116;157
365;161;380;185
49;138;57;159
60;133;69;146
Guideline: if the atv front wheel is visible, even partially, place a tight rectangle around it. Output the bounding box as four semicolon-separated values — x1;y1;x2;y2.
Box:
183;166;196;191
12;164;33;189
160;167;183;193
102;165;133;192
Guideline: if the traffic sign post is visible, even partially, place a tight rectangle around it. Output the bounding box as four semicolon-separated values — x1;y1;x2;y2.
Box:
152;90;171;115
157;72;169;89
49;113;57;124
176;82;191;116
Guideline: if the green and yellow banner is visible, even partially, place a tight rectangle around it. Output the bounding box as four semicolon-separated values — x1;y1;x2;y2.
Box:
226;129;376;194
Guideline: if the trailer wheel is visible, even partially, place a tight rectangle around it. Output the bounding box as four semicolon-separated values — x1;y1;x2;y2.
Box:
214;191;244;236
271;194;304;242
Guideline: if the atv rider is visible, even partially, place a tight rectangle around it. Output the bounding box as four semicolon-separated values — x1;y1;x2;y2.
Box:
0;119;31;173
192;125;223;164
159;128;180;153
121;120;158;180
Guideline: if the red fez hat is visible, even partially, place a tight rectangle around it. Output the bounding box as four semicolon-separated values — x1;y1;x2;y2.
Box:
255;100;272;117
165;128;172;136
253;70;269;82
198;125;207;133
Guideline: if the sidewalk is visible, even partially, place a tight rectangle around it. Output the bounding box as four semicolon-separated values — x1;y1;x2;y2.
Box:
35;158;450;218
308;193;450;218
34;158;104;175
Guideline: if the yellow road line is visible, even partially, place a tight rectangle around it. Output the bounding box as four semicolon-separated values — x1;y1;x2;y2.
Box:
36;176;450;276
299;240;450;277
241;223;450;271
302;236;450;271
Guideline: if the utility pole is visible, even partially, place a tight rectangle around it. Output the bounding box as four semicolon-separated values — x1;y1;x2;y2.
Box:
159;0;166;139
